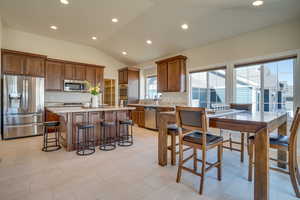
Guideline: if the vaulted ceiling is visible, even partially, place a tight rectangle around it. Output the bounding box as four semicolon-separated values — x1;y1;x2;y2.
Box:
1;0;300;65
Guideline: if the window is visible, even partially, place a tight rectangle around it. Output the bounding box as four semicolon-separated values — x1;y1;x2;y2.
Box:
235;58;295;117
146;76;160;99
190;68;226;108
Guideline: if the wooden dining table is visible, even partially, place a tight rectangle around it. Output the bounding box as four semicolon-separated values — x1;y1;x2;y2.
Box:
158;109;288;200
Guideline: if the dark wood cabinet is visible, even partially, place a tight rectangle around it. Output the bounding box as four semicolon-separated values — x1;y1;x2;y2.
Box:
86;66;104;92
75;65;86;80
1;49;46;77
129;106;145;127
86;66;96;85
118;69;129;84
157;62;168;92
2;52;25;75
118;67;140;104
2;49;105;92
96;67;104;91
64;63;75;80
156;55;187;92
24;57;45;77
45;60;64;91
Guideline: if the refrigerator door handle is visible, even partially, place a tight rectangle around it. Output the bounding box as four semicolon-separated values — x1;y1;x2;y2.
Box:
4;123;44;128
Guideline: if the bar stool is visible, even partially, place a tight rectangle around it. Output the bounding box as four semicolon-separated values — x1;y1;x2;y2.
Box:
167;124;192;165
118;119;134;146
100;121;117;151
76;122;96;156
42;121;61;152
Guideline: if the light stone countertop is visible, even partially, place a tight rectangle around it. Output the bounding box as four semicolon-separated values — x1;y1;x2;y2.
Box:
127;104;176;108
47;106;135;114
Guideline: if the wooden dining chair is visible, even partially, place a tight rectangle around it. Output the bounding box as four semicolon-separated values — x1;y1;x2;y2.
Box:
175;106;223;195
220;103;252;162
248;107;300;198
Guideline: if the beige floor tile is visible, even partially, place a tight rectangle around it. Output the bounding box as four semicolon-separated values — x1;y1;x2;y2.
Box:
0;127;299;200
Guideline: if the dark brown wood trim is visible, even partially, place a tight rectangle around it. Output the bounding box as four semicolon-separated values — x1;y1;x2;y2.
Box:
155;55;187;64
189;66;226;74
118;67;140;71
235;55;297;68
46;58;105;68
1;48;47;58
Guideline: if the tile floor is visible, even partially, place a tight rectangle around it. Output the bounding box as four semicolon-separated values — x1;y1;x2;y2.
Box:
0;127;299;200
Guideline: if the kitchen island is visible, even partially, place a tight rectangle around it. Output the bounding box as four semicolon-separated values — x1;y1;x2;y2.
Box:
46;106;135;151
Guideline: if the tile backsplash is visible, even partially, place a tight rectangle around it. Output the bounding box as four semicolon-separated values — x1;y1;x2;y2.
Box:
45;91;92;103
160;92;188;105
140;92;188;105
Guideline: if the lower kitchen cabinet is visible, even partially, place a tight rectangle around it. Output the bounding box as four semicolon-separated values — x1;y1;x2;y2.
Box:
130;106;145;127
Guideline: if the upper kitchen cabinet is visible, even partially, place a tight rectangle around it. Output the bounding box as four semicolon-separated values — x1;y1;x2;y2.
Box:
45;59;64;91
64;63;75;80
155;55;187;92
24;56;46;77
64;63;86;81
1;49;46;77
118;67;140;104
86;66;104;90
118;69;128;84
75;65;86;81
157;62;168;92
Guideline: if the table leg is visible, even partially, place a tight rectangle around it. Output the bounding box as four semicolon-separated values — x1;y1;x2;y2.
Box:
254;127;269;200
158;114;169;166
278;121;287;169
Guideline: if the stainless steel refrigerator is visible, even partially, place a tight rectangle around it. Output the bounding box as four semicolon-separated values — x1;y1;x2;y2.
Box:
1;75;44;139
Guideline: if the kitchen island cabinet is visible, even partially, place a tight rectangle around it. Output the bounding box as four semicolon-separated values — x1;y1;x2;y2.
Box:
47;106;135;151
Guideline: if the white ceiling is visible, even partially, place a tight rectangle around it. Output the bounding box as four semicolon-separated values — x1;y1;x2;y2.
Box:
0;0;300;65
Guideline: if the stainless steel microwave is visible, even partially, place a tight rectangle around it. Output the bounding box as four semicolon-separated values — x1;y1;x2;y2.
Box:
64;80;87;92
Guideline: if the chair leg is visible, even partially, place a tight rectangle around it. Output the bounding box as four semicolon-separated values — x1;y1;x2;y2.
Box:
193;148;197;172
229;133;233;151
248;140;254;182
294;148;300;185
217;144;222;181
289;149;300;198
176;140;183;183
199;149;206;195
171;134;176;166
246;133;250;154
240;133;245;163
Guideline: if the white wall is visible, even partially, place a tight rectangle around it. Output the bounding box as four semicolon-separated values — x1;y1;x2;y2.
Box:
139;19;300;107
0;17;2;72
2;27;126;104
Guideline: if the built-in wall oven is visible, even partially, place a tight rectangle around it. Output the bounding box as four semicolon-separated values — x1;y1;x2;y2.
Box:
64;80;87;92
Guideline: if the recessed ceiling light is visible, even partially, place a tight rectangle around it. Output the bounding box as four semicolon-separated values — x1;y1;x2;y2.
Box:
92;36;97;40
50;25;58;30
181;24;189;30
146;40;152;44
60;0;69;5
112;18;119;23
122;51;127;55
252;0;264;6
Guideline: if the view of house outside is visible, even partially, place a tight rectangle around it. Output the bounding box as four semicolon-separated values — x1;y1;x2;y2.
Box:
190;58;295;117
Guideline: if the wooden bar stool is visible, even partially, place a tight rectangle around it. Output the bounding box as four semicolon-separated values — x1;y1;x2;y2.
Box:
42;121;61;152
167;124;192;165
220;103;252;162
248;107;300;198
175;106;223;195
76;122;96;156
100;121;117;151
118;119;134;146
